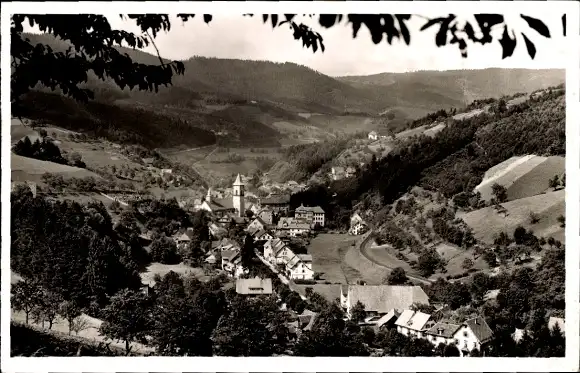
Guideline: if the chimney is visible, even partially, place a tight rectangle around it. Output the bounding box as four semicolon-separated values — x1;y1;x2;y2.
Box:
438;328;442;335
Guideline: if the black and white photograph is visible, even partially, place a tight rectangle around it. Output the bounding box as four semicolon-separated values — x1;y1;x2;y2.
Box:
2;1;579;372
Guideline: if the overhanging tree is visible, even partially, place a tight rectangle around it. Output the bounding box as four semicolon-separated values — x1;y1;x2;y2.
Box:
11;13;564;111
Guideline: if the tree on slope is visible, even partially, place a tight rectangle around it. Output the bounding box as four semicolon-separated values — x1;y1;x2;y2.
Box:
99;289;152;354
11;279;43;325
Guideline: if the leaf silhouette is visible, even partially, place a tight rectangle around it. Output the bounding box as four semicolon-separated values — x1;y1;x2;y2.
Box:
499;25;517;59
347;15;363;38
521;32;537;59
319;14;339;29
521;15;551;38
203;14;212;24
271;14;279;29
396;15;411;45
562;14;566;37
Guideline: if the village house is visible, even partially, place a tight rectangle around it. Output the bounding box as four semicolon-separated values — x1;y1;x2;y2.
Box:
257;209;274;225
221;249;248;278
287;309;318;340
173;228;194;250
368;131;379;140
200;174;246;218
286;254;314;281
235;277;273;296
394;310;434;339
263;238;296;264
277;218;311;237
341;285;430;319
260;194;291;213
246;216;269;233
452;317;494;356
295;204;325;228
252;229;274;243
374;309;401;330
214;237;241;252
424;321;462;347
349;212;368;235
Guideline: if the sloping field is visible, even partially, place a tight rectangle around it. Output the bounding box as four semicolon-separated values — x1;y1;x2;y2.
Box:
452;107;487;121
11;154;101;183
460;190;565;244
423;122;446;137
294;284;342;303
307;233;360;284
474;155;563;202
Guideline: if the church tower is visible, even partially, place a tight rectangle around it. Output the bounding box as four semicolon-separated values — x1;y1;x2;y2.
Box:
205;187;212;203
232;173;245;217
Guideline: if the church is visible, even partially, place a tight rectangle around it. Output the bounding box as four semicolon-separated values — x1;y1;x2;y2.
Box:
200;174;246;218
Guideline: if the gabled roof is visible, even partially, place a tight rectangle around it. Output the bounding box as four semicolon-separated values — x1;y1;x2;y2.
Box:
235;277;273;295
175;232;191;242
369;130;378;135
285;255;302;270
205;198;235;211
222;249;239;260
343;285;430;314
425;321;461;338
295;205;325;214
233;173;244;186
463;316;494;343
395;310;432;331
376;309;401;328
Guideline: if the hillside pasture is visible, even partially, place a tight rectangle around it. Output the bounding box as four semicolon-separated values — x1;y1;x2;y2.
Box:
11;154;101;184
140;263;209;287
307;233;360;284
294;283;342;303
459;190;565;244
475;155;563;202
306;114;376;135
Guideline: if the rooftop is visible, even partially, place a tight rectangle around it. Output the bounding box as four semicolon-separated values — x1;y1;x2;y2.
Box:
296;205;325;214
343;285;430;314
425;321;462;338
395;310;432;331
464;316;494;343
235;277;273;295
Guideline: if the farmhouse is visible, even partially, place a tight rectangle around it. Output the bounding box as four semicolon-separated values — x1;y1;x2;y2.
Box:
252;229;274;243
368;131;379;140
260;194;291;213
173;229;193;250
349;212;368;235
11;180;37;197
340;285;430;318
221;249;247;278
235;277;273;296
424;321;462;347
453;316;494;356
295;204;325;227
374;309;401;330
394;310;433;338
200;174;246;218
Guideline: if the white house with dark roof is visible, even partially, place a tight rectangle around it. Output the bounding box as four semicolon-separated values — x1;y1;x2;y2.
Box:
295;204;325;227
264;238;295;265
395;310;434;338
340;285;430;318
453;316;494;356
286;254;314;280
368;131;379;140
257;209;274;225
246;216;269;233
235;277;273;295
349;212;368;235
425;321;462;347
374;309;401;330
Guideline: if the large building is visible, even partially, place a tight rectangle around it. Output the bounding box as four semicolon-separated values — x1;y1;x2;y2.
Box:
295;205;325;227
200;174;246;218
340;285;430;318
260;194;291;213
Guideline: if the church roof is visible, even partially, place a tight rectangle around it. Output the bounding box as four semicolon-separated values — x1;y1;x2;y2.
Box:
233;173;244;186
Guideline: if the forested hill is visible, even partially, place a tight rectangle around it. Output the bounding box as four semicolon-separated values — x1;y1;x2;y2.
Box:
338;68;565;105
291;86;565;228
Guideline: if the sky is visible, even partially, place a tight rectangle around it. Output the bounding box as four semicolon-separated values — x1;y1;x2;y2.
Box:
25;12;568;76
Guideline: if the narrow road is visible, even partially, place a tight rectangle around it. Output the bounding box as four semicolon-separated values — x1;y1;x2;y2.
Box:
254;249;307;300
359;231;433;285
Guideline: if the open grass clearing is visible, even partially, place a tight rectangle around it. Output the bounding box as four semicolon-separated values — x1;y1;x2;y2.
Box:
140;262;209;286
307;233;359;284
459;190;565;244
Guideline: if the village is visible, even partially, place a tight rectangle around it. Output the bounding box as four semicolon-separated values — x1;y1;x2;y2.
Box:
153;172;510;357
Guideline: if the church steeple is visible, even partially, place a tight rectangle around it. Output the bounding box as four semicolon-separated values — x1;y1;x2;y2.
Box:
206;187;212;203
232;174;245;217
